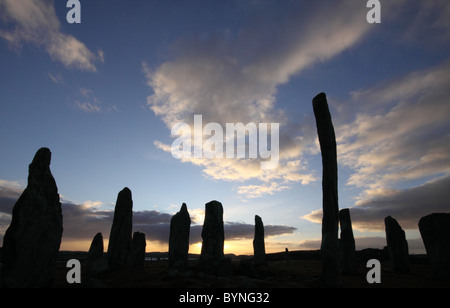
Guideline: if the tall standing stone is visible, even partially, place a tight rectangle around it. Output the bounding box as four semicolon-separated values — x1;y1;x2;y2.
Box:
385;216;410;272
169;203;191;271
313;92;339;287
419;213;450;280
1;148;63;287
339;208;357;275
107;187;133;270
253;215;267;266
199;200;231;275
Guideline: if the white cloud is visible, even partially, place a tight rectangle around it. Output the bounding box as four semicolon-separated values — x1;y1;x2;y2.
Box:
0;0;101;71
144;0;375;199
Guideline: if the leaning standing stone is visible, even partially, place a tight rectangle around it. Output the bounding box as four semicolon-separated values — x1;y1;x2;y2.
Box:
313;93;340;287
385;216;410;272
1;148;63;287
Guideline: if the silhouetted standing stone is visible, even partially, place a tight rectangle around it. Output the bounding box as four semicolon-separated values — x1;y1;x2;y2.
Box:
87;233;107;277
385;216;410;272
107;187;133;270
199;200;231;275
313;93;339;287
169;203;191;271
339;208;357;275
253;215;267;266
1;148;63;287
128;231;146;270
419;213;450;280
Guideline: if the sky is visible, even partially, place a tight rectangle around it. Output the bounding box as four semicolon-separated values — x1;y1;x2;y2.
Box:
0;0;449;255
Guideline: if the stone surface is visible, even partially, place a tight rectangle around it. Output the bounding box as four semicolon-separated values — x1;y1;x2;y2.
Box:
128;231;146;270
1;147;63;287
199;200;231;275
86;232;107;277
419;213;450;280
253;215;267;266
169;203;191;271
385;216;410;272
107;187;133;269
339;208;357;275
313;93;340;287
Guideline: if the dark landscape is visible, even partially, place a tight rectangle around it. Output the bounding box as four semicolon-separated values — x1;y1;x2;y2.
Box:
50;249;450;288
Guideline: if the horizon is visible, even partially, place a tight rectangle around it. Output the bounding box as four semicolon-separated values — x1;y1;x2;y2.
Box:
1;0;450;256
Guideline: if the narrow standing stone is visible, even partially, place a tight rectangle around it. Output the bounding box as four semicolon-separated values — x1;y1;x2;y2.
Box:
107;187;133;270
1;147;63;287
385;216;410;272
313;92;339;287
339;208;357;275
253;215;267;266
169;203;191;271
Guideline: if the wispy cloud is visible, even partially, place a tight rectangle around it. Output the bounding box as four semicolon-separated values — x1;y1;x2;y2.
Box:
73;87;118;113
0;0;102;71
48;72;64;84
337;61;450;201
144;0;377;199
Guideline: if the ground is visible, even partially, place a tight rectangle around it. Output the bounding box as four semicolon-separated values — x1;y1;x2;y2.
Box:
52;254;450;288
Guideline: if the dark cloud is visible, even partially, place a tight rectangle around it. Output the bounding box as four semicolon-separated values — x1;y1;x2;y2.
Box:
0;184;296;248
304;175;450;232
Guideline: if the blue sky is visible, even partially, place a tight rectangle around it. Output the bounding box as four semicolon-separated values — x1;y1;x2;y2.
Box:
1;0;449;254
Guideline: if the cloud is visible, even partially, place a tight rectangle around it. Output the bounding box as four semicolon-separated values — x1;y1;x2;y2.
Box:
303;58;450;233
48;72;64;84
144;0;377;199
73;87;118;113
0;0;101;71
303;175;450;232
0;184;296;248
337;60;450;200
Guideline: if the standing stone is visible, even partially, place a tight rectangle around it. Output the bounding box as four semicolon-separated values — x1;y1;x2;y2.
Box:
128;232;146;270
107;187;133;270
253;215;267;266
339;209;357;275
419;213;450;280
169;203;191;271
313;93;339;287
385;216;410;272
86;232;107;278
199;200;231;275
1;147;63;287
